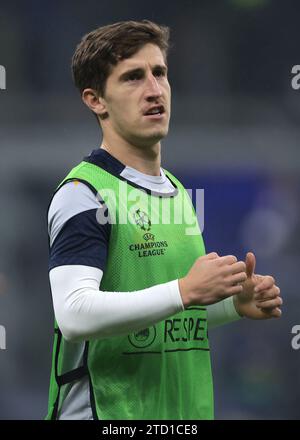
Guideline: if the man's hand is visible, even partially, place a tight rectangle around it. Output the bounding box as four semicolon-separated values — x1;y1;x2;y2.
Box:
233;252;282;319
179;252;247;308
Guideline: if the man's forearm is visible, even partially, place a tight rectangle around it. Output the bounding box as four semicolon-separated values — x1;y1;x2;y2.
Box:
50;265;184;342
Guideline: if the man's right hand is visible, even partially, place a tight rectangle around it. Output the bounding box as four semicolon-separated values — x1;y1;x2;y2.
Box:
178;252;247;308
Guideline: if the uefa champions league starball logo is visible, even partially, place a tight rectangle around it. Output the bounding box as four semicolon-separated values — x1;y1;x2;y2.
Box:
134;208;151;232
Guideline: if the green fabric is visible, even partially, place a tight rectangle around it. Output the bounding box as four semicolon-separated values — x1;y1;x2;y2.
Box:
46;161;214;420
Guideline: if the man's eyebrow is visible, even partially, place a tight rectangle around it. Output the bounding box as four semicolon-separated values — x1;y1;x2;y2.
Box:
118;67;144;81
118;64;168;81
153;64;168;74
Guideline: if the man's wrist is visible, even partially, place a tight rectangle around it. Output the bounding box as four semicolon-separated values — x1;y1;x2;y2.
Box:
178;277;192;309
233;295;245;318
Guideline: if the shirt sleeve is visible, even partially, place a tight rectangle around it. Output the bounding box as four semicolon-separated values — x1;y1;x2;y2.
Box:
49;265;184;342
48;181;110;271
207;296;242;329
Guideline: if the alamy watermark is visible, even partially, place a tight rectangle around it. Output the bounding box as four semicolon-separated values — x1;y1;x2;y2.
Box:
94;181;204;236
0;325;6;350
0;65;6;90
291;65;300;90
291;325;300;350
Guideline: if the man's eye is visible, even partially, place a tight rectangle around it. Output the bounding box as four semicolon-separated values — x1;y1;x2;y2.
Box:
153;70;165;77
127;74;141;81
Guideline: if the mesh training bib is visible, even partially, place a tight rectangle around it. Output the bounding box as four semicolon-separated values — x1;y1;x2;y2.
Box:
46;160;214;420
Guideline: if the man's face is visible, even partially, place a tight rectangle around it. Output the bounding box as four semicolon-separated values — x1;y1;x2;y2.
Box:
101;43;171;148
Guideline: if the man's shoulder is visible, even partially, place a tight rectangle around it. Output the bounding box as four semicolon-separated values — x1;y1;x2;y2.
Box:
47;178;110;271
48;180;102;240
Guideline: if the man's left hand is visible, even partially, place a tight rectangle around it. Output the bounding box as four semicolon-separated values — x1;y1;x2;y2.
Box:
233;252;282;319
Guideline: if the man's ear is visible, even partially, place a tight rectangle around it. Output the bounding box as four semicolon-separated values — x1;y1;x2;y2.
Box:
82;88;108;120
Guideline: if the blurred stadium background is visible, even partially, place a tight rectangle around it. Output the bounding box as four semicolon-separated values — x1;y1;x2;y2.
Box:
0;0;300;419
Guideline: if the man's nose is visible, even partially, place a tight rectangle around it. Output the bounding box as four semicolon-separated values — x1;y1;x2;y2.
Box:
144;73;162;101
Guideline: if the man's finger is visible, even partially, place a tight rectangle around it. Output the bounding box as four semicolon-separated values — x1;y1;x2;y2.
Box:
217;255;238;266
226;272;247;286
245;252;256;278
271;307;282;318
261;307;282;319
228;261;247;275
226;284;244;295
256;297;283;309
254;276;275;292
203;252;219;260
255;286;280;301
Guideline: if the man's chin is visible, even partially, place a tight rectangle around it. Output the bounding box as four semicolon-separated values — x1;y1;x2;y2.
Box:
126;126;169;148
141;128;169;145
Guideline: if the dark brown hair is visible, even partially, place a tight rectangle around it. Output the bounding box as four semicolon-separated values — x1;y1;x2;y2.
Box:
71;20;170;97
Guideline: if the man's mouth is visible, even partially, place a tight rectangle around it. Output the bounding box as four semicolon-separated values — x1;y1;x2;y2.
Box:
143;105;165;118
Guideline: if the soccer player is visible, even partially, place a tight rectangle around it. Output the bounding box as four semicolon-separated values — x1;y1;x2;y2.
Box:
46;20;282;420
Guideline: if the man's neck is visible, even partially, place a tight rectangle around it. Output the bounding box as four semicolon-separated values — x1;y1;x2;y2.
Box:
100;134;161;177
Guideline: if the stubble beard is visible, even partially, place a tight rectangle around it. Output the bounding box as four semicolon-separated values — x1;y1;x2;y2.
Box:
130;126;169;149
